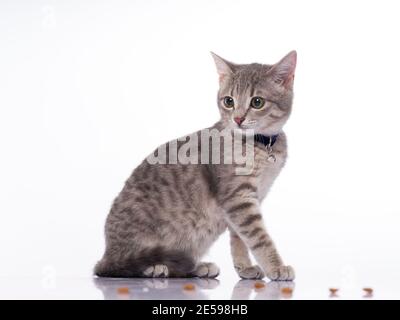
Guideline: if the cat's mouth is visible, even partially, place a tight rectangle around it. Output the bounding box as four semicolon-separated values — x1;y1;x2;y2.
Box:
230;118;258;130
239;121;257;129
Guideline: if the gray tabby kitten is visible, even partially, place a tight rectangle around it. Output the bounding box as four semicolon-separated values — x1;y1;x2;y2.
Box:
95;51;297;280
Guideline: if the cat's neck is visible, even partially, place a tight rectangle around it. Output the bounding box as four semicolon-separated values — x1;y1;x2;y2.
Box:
254;134;279;147
211;121;281;145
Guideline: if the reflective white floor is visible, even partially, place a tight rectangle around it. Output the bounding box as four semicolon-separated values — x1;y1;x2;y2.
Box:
93;278;296;300
0;275;397;300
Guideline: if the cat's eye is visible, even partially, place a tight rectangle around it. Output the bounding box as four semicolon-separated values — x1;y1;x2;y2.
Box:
223;96;235;109
250;97;265;109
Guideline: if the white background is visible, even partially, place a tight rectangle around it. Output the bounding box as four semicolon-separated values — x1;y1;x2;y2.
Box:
1;0;399;299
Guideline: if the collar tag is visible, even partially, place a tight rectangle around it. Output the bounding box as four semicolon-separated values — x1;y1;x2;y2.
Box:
254;134;278;163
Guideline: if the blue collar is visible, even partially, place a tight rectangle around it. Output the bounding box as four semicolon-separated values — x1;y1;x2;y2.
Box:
254;134;279;147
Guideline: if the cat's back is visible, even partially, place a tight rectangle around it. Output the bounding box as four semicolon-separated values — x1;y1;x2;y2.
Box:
114;160;216;213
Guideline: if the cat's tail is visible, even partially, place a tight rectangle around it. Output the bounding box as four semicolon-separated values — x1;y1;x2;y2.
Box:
94;247;196;278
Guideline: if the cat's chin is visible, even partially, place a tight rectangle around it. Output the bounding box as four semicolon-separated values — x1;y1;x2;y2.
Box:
232;128;256;136
254;126;282;136
235;127;281;137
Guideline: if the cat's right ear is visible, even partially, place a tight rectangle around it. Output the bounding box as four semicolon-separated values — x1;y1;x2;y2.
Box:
211;52;235;83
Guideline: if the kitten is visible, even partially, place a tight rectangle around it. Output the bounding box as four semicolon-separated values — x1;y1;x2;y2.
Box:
95;51;297;280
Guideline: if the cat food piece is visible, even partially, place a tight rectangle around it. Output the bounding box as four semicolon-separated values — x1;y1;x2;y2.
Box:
329;288;339;294
117;287;130;294
363;288;373;294
183;283;196;291
281;287;293;297
254;282;266;289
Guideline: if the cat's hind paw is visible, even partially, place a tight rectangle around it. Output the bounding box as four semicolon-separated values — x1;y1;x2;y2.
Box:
266;265;295;281
238;265;265;279
192;262;220;278
143;264;169;278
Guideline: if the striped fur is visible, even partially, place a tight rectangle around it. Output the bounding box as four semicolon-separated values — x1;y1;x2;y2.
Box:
95;51;297;280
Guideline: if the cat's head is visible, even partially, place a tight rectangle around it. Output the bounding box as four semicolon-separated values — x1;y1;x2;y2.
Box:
211;51;297;135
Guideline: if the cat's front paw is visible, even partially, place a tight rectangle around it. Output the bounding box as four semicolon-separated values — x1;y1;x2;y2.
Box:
238;265;265;279
266;265;295;281
143;264;169;278
193;262;220;278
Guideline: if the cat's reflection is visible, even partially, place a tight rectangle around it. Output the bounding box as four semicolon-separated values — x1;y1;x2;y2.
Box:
93;277;219;300
94;277;294;300
231;280;295;300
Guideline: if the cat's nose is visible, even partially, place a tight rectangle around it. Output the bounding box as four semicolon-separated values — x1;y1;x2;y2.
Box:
234;117;245;126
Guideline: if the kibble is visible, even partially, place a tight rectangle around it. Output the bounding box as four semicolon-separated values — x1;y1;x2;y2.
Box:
281;287;293;296
329;288;339;295
183;283;196;291
254;282;266;289
117;287;130;294
363;288;373;295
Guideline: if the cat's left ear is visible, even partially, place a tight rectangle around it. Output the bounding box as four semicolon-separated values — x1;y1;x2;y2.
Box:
211;52;236;83
268;50;297;88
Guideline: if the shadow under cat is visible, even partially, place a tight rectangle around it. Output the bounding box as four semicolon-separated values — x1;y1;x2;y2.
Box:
93;277;295;300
